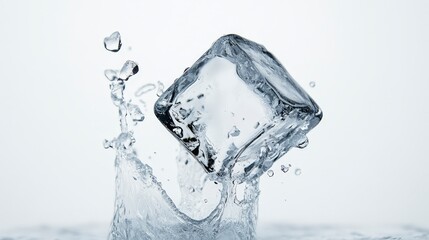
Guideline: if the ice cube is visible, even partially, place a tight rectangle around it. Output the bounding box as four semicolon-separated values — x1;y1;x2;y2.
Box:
154;34;322;182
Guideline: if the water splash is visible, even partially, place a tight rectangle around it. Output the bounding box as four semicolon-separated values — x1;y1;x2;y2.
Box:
104;32;321;240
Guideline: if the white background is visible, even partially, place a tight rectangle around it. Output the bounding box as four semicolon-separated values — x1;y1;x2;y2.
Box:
0;0;428;231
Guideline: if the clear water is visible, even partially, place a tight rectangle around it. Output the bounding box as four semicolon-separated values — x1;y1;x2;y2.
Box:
2;224;428;240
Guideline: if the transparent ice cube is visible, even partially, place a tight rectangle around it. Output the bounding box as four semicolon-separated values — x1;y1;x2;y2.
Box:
154;34;322;182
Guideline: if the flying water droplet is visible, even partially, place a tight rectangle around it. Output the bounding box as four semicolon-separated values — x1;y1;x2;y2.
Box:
204;199;208;203
104;69;119;81
119;60;139;81
156;81;165;97
280;164;291;173
127;103;145;123
267;170;274;177
297;136;309;149
295;168;302;176
135;83;156;97
104;31;122;52
228;126;241;137
103;139;113;149
189;187;195;193
309;81;316;88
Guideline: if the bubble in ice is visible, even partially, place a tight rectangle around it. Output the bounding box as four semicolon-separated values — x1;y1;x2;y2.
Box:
267;170;274;177
156;81;165;97
118;60;139;81
135;83;156;96
281;164;291;173
104;31;122;52
295;168;302;176
309;81;316;88
228;125;241;137
172;127;184;138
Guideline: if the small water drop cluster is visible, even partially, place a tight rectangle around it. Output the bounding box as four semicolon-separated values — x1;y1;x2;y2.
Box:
103;31;144;149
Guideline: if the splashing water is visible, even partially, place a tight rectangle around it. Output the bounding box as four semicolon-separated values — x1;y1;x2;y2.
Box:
104;34;321;239
104;33;322;240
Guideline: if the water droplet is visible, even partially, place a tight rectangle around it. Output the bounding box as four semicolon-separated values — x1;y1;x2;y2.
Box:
104;69;119;81
189;187;195;193
103;139;113;149
267;170;274;177
172;127;184;138
204;199;208;203
309;81;316;88
156;81;164;97
104;31;122;52
119;60;139;81
297;136;309;149
110;81;125;106
280;164;291;173
127;103;145;123
228;126;240;137
115;132;134;149
295;168;302;176
197;93;204;99
135;83;156;97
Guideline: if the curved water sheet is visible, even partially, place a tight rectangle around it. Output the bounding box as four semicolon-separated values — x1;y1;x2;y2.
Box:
104;33;322;239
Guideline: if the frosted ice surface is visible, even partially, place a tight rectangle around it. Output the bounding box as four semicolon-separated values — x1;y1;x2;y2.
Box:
154;34;322;182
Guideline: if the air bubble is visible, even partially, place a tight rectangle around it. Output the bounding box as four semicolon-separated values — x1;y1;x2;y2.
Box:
309;81;316;88
295;168;302;176
267;170;274;177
